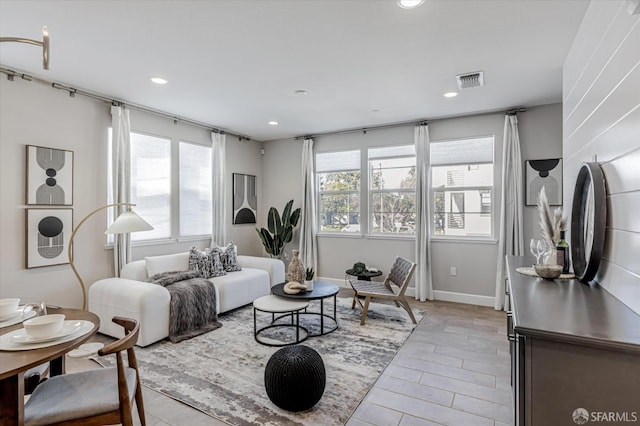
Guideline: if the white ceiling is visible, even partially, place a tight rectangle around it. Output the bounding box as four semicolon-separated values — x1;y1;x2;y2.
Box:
0;0;589;141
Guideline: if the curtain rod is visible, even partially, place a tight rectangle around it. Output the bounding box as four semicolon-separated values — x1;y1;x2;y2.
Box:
0;66;255;141
295;107;527;140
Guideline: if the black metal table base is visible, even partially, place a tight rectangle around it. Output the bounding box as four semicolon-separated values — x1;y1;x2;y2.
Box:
254;308;309;347
273;295;338;337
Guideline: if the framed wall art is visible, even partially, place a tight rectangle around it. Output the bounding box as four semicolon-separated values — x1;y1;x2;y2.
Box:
26;208;73;268
525;158;563;206
26;145;74;205
233;173;257;224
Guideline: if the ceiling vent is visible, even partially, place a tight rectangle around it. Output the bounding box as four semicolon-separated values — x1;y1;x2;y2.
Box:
456;71;484;89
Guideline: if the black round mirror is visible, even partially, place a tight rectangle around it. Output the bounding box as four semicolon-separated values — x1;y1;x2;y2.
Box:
570;162;606;283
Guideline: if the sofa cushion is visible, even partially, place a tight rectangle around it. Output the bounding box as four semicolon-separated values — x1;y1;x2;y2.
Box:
188;247;226;278
210;268;270;313
213;242;242;272
145;253;189;278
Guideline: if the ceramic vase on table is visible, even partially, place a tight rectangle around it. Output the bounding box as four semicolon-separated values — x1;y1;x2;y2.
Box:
304;280;314;292
287;250;304;283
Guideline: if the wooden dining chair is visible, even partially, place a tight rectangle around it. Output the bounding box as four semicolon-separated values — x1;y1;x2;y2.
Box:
350;256;417;325
24;317;146;426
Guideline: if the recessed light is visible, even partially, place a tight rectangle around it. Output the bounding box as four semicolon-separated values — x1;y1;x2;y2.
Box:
268;121;279;126
150;76;168;85
294;89;308;95
443;91;459;98
372;109;380;113
397;0;425;9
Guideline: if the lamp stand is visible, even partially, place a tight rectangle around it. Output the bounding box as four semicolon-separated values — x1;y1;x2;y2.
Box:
68;202;134;310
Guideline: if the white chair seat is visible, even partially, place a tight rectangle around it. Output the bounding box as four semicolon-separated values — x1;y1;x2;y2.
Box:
25;367;137;426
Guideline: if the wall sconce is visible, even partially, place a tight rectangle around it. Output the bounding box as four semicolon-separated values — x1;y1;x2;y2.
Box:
0;26;50;70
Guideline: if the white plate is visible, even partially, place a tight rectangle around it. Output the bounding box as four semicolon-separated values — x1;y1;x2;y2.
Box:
0;309;23;322
0;309;36;328
11;320;84;344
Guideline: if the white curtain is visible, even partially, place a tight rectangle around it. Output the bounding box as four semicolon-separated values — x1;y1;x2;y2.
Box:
299;137;318;273
414;124;434;301
495;114;524;310
110;105;131;276
211;131;227;246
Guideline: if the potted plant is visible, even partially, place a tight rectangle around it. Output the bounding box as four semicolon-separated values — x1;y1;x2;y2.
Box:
304;267;315;291
255;200;301;259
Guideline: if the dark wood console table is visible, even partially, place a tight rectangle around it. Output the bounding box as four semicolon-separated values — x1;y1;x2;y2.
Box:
506;256;640;426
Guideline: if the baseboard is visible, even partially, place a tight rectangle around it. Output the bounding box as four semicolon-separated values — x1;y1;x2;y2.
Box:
319;276;495;307
431;290;495;307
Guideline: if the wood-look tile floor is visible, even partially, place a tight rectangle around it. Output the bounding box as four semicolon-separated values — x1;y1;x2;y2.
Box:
67;291;512;425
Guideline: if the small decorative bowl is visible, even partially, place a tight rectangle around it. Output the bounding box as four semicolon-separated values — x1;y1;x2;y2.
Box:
23;314;65;338
534;264;563;280
0;298;20;319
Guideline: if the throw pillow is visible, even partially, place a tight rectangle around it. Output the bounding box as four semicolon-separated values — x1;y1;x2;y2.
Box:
145;253;190;278
212;241;242;272
188;247;226;279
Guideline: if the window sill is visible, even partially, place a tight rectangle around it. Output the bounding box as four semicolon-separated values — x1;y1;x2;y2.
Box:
316;232;415;241
430;237;497;245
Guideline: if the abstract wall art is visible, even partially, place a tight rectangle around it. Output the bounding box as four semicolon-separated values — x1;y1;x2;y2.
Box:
233;173;257;224
26;145;74;205
525;158;563;206
26;208;73;268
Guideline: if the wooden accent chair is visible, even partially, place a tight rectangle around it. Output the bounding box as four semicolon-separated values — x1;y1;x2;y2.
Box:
350;256;417;325
24;317;146;426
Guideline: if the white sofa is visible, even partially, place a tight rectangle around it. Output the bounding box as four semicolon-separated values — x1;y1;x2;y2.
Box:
88;252;285;346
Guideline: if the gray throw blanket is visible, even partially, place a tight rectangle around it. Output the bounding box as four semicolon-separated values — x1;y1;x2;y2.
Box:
149;270;222;343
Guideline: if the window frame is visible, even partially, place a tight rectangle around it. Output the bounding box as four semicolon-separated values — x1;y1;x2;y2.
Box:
367;146;416;236
429;136;495;240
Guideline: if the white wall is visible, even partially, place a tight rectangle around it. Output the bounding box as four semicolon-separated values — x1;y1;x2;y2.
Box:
262;105;562;304
562;1;640;314
0;77;264;308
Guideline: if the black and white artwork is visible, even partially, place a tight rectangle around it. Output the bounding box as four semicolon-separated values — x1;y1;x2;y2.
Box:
233;173;257;224
525;158;563;206
26;208;73;268
26;145;74;205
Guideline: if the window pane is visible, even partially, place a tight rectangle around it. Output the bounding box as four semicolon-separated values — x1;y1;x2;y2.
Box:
369;144;415;159
370;158;416;190
179;142;212;237
370;192;416;234
432;190;492;236
319;193;360;232
318;171;360;191
432;164;493;188
130;133;171;240
316;150;360;172
431;136;494;165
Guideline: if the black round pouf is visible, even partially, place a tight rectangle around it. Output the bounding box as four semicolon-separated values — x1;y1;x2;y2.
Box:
264;345;326;411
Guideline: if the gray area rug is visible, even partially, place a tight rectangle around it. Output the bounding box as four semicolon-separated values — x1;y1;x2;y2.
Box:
116;296;424;425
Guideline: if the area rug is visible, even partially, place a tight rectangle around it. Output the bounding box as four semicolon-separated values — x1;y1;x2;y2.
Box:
116;297;423;425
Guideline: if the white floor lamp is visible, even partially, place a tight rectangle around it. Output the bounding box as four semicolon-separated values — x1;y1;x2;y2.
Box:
68;202;153;310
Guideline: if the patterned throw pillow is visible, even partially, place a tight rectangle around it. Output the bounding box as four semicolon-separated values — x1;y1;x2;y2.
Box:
188;247;226;278
213;241;242;272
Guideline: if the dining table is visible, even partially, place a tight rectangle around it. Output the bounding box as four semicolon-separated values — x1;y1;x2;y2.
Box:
0;307;100;426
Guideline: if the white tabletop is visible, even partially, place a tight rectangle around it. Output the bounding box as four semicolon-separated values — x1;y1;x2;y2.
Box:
253;295;309;313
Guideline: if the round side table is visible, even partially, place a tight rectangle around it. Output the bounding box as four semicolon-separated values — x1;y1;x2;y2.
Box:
345;268;382;281
253;295;309;347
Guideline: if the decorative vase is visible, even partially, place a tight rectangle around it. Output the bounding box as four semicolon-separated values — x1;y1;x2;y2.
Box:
304;280;314;292
287;250;304;283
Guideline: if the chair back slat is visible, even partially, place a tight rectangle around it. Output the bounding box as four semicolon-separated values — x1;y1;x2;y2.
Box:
387;256;416;291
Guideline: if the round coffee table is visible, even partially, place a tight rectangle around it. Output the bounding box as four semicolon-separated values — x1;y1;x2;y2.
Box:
253;295;309;347
271;281;339;337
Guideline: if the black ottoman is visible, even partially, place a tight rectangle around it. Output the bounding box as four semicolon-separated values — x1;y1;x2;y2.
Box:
264;345;326;411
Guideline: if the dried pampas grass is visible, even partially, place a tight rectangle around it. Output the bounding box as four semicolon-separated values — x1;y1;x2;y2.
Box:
537;187;567;245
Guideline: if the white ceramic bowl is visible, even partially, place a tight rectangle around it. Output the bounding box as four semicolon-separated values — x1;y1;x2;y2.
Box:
23;314;65;338
0;298;20;319
534;264;563;280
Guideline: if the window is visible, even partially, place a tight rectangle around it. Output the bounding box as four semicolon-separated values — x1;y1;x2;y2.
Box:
179;141;212;237
368;145;416;234
316;150;360;233
431;136;494;237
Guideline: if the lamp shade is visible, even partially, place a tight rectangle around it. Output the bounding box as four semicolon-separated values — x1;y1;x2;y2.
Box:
106;210;153;234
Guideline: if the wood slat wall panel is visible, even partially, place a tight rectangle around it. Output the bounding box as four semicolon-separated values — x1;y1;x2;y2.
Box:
603;229;640;276
563;1;623;102
564;106;640;169
564;8;637;120
564;22;640;132
563;0;640;315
